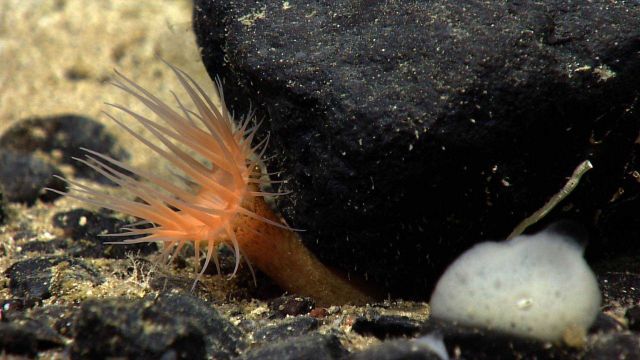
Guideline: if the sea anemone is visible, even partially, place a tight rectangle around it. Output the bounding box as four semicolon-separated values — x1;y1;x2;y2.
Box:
48;62;373;305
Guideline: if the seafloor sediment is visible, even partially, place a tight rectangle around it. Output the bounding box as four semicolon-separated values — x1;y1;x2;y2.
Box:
1;1;639;358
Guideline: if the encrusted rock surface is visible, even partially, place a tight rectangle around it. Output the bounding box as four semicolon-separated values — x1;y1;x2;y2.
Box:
193;0;640;298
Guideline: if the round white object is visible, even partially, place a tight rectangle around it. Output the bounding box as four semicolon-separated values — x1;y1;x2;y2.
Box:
430;225;601;341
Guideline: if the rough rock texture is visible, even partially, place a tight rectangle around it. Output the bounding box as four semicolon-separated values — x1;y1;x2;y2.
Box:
70;293;244;360
237;333;348;360
253;316;319;342
151;292;246;359
193;0;640;298
352;315;423;339
350;312;591;359
5;256;104;306
350;338;443;360
0;322;65;357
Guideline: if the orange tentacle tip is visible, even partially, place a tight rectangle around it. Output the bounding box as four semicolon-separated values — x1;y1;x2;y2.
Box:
47;61;292;290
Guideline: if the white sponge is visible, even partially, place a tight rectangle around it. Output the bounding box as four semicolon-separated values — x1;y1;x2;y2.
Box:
430;223;601;342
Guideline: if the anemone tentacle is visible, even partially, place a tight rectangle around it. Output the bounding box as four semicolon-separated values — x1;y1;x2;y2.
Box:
48;63;285;289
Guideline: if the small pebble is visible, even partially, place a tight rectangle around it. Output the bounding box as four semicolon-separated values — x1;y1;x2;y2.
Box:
5;256;103;306
268;295;315;317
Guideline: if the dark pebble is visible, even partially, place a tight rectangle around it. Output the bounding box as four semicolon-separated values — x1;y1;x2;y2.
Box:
52;208;157;258
71;293;244;360
0;114;129;184
626;306;640;332
71;297;206;360
152;292;246;358
0;323;40;356
590;313;625;334
19;238;67;255
420;318;577;359
5;256;103;306
268;295;315;318
352;315;423;339
349;338;443;360
237;333;347;360
254;316;319;343
354;314;582;358
0;150;67;205
0;320;65;356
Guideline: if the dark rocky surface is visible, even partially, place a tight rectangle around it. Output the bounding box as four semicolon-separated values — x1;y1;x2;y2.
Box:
598;270;640;311
28;304;78;339
350;338;443;360
71;293;244;360
418;320;578;359
584;333;640;360
253;315;319;343
0;150;67;205
0;321;65;357
5;256;103;306
71;296;206;359
0;114;129;184
193;0;640;299
51;208;158;258
349;311;624;359
151;292;246;359
237;333;348;360
626;306;640;332
352;314;423;339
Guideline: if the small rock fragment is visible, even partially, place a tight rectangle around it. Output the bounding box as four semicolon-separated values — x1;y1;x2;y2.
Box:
71;293;244;360
5;256;103;306
268;295;315;317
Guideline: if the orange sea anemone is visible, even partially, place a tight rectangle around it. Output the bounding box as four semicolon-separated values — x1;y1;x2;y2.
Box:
48;62;374;305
